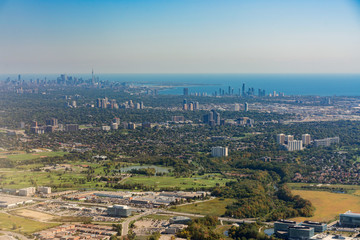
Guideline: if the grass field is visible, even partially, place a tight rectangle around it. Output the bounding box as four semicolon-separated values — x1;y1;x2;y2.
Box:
123;174;231;190
0;213;58;234
0;151;66;162
170;198;236;216
290;190;360;222
0;169;105;190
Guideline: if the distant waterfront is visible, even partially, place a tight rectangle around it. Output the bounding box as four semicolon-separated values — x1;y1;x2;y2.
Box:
2;73;360;96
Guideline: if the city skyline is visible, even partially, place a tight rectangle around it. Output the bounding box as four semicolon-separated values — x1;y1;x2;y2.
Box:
0;0;360;74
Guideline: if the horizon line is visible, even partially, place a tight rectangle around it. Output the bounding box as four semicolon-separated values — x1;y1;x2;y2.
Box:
1;72;360;75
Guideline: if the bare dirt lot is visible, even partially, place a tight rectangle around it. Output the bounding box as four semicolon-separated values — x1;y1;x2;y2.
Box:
11;209;55;222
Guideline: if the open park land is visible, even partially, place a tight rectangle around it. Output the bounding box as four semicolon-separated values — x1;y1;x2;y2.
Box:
170;198;236;216
290;190;360;222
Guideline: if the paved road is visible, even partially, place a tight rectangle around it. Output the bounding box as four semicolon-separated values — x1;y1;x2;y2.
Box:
121;210;154;236
158;209;273;226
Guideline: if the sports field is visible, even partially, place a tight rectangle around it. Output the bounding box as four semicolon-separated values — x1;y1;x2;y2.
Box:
291;190;360;222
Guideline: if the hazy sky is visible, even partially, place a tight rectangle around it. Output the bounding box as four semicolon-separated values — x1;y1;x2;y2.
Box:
0;0;360;74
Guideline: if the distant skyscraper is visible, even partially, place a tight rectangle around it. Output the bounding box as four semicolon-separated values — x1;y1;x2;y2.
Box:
234;103;240;111
276;134;285;144
285;135;294;143
183;88;189;96
302;134;311;146
92;69;95;85
96;98;101;108
242;83;246;96
211;110;220;125
211;146;228;157
194;102;199;110
188;102;194;111
244;102;249;112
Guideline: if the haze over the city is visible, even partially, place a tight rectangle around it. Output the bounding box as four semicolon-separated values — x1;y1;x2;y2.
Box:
0;0;360;74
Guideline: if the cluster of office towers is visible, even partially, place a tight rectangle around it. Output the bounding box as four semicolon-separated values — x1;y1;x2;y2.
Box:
96;98;144;110
183;99;200;111
203;110;221;126
215;84;266;97
276;134;311;151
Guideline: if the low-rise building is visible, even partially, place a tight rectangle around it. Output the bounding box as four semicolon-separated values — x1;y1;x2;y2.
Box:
38;186;52;194
314;137;340;147
169;216;191;225
288;226;314;240
275;220;297;232
107;205;132;217
301;221;327;232
19;187;36;196
340;211;360;227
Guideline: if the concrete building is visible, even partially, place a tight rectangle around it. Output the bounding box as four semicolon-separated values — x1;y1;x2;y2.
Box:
340;211;360;227
286;140;303;151
172;116;185;122
170;216;191;224
113;117;120;125
194;101;199;110
277;134;286;144
302;134;311;146
314;137;340;147
71;100;77;108
46;118;58;126
285;135;294;143
30;126;45;134
274;220;297;232
38;186;52;194
102;126;111;131
211;146;228;157
300;221;327;232
19;187;36;196
65;124;79;132
188;102;194;111
107;205;132;217
234;103;240;111
244;102;249;112
288;226;314;240
238;117;254;127
111;123;118;130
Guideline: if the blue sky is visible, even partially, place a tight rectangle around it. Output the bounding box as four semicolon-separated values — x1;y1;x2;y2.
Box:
0;0;359;74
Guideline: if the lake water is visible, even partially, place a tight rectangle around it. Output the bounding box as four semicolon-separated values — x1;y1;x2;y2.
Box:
3;73;360;96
